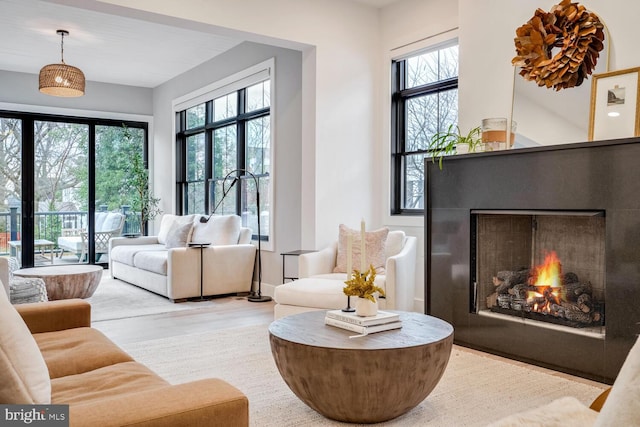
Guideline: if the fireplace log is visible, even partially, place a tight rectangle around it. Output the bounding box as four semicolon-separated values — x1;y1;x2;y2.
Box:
563;272;579;285
564;309;598;324
495;281;511;295
510;284;529;299
486;292;497;308
561;300;589;313
509;269;530;287
494;271;512;294
577;294;592;313
565;281;592;301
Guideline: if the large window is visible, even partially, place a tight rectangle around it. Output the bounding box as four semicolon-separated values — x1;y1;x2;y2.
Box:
391;41;458;214
0;111;147;266
176;79;271;241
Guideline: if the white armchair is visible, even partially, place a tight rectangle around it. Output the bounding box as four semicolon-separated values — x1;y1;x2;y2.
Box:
274;230;417;319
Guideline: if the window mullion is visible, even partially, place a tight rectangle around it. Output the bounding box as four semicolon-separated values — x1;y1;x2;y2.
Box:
391;42;458;215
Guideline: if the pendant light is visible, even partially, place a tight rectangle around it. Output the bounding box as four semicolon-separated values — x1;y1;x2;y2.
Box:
39;30;85;97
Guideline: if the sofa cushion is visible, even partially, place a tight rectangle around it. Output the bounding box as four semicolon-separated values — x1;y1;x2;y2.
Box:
165;221;194;249
51;361;168;405
110;244;166;267
34;327;134;379
311;272;386;287
594;336;640;426
101;212;123;232
133;250;169;275
487;396;598;427
57;235;83;253
157;214;195;245
191;215;241;246
95;212;108;232
274;278;351;309
334;224;389;274
0;285;51;404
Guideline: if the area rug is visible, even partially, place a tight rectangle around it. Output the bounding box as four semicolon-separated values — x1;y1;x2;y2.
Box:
122;325;608;426
88;275;218;322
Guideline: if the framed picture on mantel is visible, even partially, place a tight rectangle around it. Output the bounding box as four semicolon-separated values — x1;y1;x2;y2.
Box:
589;67;640;141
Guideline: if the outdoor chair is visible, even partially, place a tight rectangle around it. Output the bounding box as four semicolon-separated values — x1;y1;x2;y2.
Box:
58;212;125;261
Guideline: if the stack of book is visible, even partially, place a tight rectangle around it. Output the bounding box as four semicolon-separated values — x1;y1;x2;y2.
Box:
324;309;402;338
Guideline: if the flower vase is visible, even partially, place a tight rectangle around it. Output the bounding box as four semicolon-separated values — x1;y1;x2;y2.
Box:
355;297;378;317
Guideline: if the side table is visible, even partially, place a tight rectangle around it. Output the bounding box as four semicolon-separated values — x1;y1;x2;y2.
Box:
280;250;316;283
188;242;210;299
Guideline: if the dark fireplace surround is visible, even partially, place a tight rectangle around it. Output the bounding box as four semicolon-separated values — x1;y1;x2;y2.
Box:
425;138;640;383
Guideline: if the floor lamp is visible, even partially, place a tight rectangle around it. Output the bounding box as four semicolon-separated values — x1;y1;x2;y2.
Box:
244;170;271;303
202;169;271;303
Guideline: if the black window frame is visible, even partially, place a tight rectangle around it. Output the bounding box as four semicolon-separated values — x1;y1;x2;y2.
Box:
175;83;271;241
391;42;459;216
0;109;148;267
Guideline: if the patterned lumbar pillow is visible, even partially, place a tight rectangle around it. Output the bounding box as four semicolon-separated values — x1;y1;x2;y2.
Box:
333;224;389;274
164;221;194;249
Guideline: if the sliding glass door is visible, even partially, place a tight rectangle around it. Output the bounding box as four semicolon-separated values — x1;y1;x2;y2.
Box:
34;120;89;266
0;111;147;268
0;117;25;265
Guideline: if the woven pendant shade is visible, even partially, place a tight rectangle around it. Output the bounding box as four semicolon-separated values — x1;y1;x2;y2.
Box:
39;29;85;97
39;63;85;97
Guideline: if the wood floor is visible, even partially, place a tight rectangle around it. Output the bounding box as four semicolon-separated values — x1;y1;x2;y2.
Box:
89;278;607;391
92;294;275;346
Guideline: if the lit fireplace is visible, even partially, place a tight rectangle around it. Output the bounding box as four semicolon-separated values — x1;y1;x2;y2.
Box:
426;140;640;382
472;211;605;334
488;251;604;327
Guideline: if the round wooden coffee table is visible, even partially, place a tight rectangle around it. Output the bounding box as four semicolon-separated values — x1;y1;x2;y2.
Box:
269;310;454;423
14;265;103;300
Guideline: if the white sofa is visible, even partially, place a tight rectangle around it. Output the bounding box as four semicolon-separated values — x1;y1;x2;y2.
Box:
274;230;417;319
109;214;256;301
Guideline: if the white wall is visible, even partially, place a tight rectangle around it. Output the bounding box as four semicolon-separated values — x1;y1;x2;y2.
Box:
89;0;380;254
153;42;302;288
379;0;459;311
458;0;640;135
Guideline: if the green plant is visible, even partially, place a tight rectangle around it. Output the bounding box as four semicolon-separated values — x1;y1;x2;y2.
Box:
120;127;162;233
429;125;482;169
343;265;386;302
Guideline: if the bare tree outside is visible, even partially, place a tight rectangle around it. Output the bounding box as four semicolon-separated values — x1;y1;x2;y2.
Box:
401;44;459;210
0;115;148;261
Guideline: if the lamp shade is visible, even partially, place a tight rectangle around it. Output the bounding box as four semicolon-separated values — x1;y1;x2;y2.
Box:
39;63;85;97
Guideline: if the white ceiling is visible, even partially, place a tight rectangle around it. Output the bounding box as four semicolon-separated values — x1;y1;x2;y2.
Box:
0;0;399;89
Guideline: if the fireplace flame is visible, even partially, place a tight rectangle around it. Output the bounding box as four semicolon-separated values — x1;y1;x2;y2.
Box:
533;251;562;288
524;251;563;313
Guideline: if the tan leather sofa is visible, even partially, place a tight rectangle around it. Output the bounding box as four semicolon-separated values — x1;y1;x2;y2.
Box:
0;290;248;427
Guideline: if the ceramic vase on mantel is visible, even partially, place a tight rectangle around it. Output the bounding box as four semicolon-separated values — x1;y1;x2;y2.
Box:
355;297;378;317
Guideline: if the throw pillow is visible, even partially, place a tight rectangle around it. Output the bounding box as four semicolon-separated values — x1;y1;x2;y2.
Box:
333;224;389;274
594;336;640;426
0;284;51;404
191;215;241;246
101;212;123;232
164;221;194;249
157;214;195;245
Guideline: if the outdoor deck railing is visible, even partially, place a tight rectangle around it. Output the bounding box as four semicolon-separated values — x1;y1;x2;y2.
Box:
0;207;142;256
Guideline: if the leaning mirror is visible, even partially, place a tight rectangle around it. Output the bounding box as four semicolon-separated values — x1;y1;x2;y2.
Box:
511;1;609;148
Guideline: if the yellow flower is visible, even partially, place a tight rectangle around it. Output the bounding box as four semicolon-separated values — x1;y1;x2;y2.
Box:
343;265;385;303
